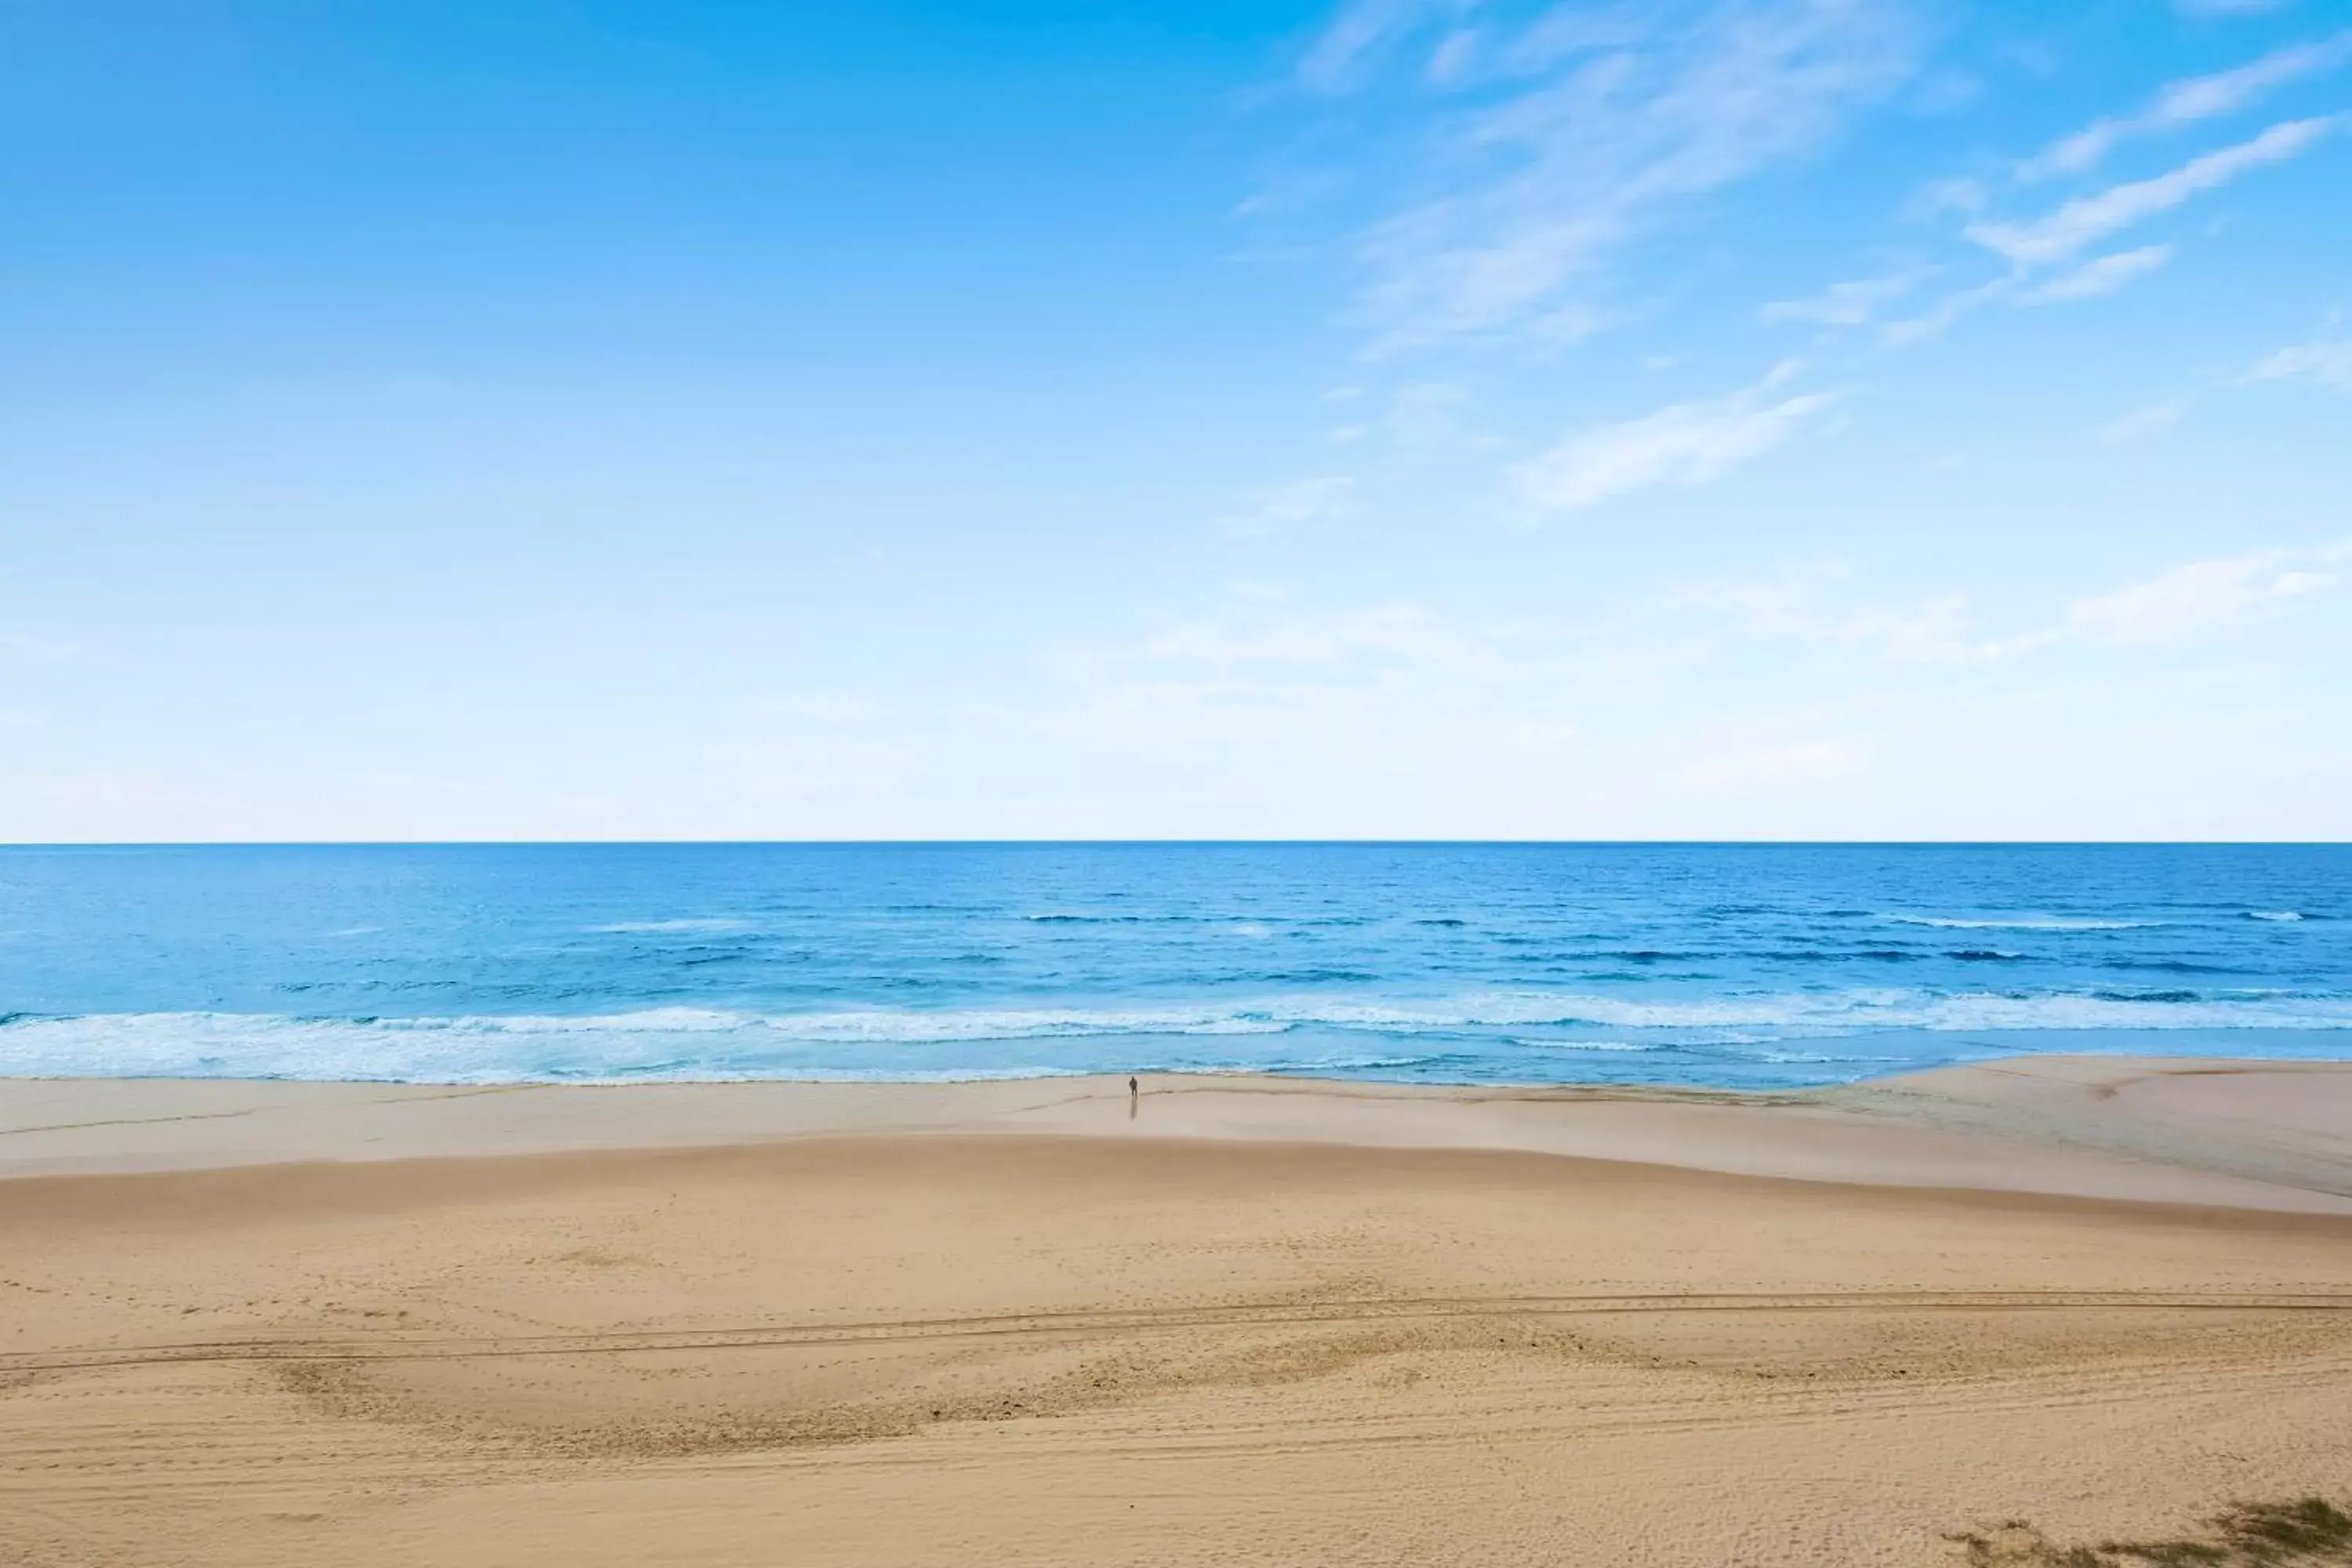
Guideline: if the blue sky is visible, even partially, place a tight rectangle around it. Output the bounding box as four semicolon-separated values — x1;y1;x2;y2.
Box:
3;0;2348;840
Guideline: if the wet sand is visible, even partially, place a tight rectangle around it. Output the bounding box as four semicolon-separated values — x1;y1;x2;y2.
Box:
3;1057;2350;1566
7;1054;2352;1211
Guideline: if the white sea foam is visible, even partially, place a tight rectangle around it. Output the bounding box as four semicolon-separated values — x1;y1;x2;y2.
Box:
1880;913;2158;931
4;987;2351;1084
760;1007;1290;1041
472;1007;754;1033
2249;910;2306;922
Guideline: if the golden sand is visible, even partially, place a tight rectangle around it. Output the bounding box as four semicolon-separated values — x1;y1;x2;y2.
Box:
3;1058;2350;1566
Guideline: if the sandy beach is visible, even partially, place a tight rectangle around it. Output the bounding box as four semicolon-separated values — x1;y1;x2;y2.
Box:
5;1056;2352;1566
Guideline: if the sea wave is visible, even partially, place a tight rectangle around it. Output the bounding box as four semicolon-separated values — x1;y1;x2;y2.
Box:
1880;913;2158;931
5;985;2352;1083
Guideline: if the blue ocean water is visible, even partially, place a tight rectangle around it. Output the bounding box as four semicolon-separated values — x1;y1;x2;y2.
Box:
1;843;2348;1090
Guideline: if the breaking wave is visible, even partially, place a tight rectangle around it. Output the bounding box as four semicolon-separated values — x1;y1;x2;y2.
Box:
4;986;2350;1084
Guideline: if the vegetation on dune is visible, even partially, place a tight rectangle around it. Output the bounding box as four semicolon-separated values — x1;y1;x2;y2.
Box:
1951;1499;2352;1567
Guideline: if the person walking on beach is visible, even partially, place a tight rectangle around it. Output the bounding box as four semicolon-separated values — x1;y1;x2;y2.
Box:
1128;1075;1139;1120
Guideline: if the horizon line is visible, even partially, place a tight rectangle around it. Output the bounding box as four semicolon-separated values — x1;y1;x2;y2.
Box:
4;839;2350;851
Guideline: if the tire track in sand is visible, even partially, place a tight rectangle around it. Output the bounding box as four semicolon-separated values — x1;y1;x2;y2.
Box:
11;1288;2352;1373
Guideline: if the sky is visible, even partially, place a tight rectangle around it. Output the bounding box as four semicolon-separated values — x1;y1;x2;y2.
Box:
2;0;2349;841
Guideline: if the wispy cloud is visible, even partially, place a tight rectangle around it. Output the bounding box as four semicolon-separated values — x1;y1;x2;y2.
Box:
2060;546;2343;644
1967;116;2337;266
2016;31;2352;180
1136;601;1501;677
1380;379;1486;452
1220;475;1357;537
1760;264;1931;326
2099;398;2191;444
1878;276;2012;347
1516;364;1835;514
1327;0;1920;350
1666;540;2351;661
1298;0;1465;94
1054;598;1548;768
2241;321;2352;387
1879;107;2332;347
2020;243;2174;303
1662;568;1981;662
1874;238;2172;347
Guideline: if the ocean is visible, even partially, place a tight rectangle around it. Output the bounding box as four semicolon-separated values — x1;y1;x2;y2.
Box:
1;842;2347;1090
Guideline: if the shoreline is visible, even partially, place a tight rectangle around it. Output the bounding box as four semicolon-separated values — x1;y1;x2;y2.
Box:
6;1053;2350;1213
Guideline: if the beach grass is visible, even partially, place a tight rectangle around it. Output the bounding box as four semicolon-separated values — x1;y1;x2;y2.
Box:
1950;1499;2352;1566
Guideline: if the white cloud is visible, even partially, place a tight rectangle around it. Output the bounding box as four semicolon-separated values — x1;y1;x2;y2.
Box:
2060;546;2342;645
1299;0;1461;93
1760;265;1930;326
1044;598;1579;788
1220;475;1357;536
1664;540;2352;662
1662;569;1984;662
2099;398;2191;444
1341;0;1921;349
2017;31;2352;180
1426;27;1482;85
1878;276;2013;347
1910;175;1989;217
2020;243;2174;303
1516;365;1836;514
2241;325;2352;387
1381;379;1479;452
1967;116;2337;267
1829;245;2163;347
1136;601;1501;677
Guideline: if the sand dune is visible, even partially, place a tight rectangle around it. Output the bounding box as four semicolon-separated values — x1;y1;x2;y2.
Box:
3;1058;2350;1566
